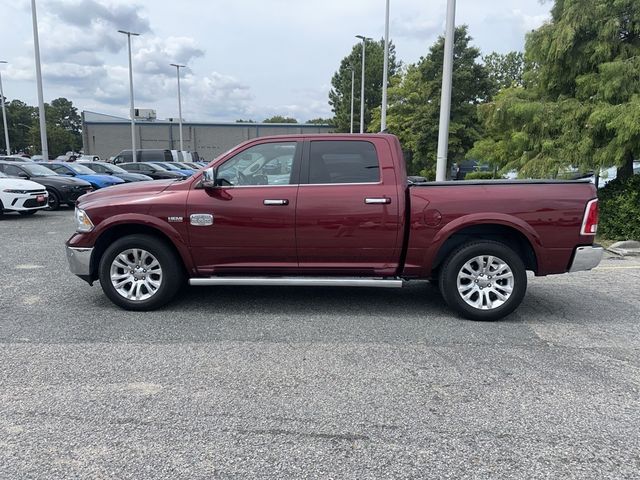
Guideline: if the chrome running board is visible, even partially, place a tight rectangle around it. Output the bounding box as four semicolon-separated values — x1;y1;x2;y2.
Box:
189;277;404;288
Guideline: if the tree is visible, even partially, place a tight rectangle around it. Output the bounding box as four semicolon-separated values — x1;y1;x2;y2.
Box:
4;100;37;154
27;98;82;157
483;51;525;91
470;0;640;180
305;118;333;125
328;39;400;133
370;26;493;177
235;119;256;123
262;115;298;124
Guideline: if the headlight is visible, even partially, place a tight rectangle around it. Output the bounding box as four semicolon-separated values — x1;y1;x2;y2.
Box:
3;189;28;194
75;208;94;233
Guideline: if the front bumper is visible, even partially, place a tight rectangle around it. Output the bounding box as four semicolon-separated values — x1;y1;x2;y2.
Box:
66;245;93;276
569;245;603;273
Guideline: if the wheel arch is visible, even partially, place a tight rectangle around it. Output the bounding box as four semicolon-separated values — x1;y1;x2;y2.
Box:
89;222;192;283
431;221;539;276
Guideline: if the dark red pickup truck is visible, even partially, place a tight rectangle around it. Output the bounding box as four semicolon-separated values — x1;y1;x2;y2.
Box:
66;134;602;320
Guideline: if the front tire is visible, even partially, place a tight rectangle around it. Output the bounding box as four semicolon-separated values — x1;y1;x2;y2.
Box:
438;240;527;321
46;190;61;210
98;234;183;311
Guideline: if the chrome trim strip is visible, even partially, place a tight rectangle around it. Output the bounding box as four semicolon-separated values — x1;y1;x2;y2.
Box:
65;246;93;276
189;277;404;288
299;181;382;187
569;246;603;273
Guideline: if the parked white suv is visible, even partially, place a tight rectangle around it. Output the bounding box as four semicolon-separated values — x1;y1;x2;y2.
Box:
0;171;49;216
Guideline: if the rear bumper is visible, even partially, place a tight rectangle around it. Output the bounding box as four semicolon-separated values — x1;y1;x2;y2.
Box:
66;245;93;277
569;245;603;273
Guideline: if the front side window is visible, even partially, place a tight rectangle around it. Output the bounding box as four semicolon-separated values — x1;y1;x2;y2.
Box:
308;141;380;184
217;142;298;186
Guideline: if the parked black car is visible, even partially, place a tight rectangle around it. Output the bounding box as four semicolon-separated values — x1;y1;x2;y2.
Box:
79;161;153;183
118;162;185;180
450;160;491;180
0;161;93;210
112;149;173;165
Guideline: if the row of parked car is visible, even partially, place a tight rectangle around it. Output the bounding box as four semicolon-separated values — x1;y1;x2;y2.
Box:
0;153;208;217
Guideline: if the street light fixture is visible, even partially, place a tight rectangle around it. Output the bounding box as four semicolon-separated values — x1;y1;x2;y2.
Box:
31;0;48;161
118;29;140;163
355;35;372;134
347;66;355;134
170;63;186;151
381;0;391;132
0;61;10;155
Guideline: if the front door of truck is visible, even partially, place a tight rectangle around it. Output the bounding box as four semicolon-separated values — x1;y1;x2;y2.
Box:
186;141;302;275
295;139;403;276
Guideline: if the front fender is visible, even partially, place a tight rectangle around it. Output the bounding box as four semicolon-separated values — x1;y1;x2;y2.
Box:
67;213;195;275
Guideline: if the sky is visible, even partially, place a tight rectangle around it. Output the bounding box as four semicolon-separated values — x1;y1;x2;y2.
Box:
1;0;551;123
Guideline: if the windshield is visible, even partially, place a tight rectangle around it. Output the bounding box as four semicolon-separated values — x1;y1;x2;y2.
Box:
169;162;191;169
152;162;181;171
100;163;127;174
22;164;59;177
146;163;169;171
64;163;96;175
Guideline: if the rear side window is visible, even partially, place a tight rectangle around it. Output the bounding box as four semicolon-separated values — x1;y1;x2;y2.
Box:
308;141;380;184
163;150;173;162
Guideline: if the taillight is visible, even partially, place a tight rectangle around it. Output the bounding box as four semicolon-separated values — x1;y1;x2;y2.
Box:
580;199;598;235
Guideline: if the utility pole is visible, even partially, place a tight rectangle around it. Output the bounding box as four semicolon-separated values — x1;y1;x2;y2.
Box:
118;30;140;162
170;63;186;151
349;67;355;134
435;0;456;182
0;61;10;155
31;0;48;160
355;35;372;134
381;0;390;132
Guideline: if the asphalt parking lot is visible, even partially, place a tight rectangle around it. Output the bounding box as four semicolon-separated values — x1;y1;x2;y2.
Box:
1;209;639;479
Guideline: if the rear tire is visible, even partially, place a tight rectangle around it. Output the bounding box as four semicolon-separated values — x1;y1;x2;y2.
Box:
438;240;527;321
98;234;183;311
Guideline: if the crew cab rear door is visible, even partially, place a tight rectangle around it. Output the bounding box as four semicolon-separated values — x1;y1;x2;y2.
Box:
186;140;302;275
295;138;403;276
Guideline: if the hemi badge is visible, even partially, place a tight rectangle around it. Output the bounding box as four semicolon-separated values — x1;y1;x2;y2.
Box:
190;214;214;226
167;216;183;223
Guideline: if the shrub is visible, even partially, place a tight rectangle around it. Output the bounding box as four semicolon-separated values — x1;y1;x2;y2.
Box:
464;171;500;180
598;174;640;240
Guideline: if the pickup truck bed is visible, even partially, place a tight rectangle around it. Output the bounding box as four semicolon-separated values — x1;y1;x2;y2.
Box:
66;134;602;320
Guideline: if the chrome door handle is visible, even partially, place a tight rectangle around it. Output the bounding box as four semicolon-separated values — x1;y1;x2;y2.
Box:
364;197;391;204
263;199;289;206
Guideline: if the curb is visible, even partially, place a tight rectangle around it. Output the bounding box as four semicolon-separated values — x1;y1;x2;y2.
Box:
605;240;640;257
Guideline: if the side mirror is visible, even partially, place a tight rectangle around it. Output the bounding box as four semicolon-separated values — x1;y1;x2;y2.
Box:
202;167;217;188
18;172;29;179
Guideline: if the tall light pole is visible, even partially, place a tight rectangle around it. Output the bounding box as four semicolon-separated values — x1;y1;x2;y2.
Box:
170;63;186;151
381;0;391;132
118;30;140;162
356;35;372;134
0;61;10;155
348;66;355;134
435;0;456;182
30;0;48;161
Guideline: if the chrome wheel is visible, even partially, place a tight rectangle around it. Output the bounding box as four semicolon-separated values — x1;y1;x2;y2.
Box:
109;248;162;301
456;255;514;310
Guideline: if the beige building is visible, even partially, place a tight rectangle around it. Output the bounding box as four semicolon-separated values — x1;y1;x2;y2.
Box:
81;111;333;161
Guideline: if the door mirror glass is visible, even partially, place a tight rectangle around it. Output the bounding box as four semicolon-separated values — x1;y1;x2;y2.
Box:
202;167;217;188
